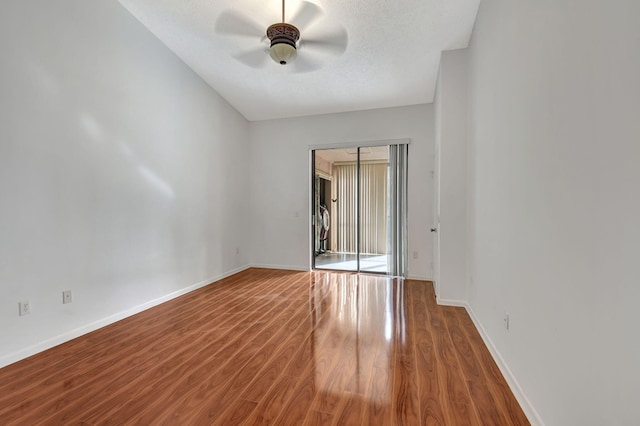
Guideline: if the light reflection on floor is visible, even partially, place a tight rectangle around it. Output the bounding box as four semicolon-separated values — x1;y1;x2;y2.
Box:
314;252;388;273
309;272;400;404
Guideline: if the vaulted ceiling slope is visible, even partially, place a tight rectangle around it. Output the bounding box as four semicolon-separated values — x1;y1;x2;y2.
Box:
118;0;480;121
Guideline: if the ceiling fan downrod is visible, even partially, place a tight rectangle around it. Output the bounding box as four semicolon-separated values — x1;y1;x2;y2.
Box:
267;0;299;65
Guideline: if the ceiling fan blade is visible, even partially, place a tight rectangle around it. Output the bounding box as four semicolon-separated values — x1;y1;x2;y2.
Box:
234;47;270;68
215;10;264;38
290;1;323;31
300;27;348;56
290;54;323;73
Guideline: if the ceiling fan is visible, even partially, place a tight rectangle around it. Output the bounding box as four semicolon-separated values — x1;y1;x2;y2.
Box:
215;0;348;72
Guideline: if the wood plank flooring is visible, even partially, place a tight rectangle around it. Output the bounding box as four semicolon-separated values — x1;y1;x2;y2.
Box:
0;268;529;425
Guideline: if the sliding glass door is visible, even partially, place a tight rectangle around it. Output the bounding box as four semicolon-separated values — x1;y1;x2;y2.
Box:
312;144;407;276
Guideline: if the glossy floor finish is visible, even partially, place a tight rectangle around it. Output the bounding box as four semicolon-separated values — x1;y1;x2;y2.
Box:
0;269;529;425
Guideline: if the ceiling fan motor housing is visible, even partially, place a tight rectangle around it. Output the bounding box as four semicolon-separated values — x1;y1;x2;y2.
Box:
267;23;300;65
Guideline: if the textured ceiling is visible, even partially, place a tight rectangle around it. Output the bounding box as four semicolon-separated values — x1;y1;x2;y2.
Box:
118;0;480;121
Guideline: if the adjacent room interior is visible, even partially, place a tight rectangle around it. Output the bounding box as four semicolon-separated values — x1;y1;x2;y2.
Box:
1;0;639;424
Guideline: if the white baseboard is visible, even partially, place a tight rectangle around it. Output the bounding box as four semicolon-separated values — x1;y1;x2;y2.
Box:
0;264;251;369
250;264;310;272
464;305;545;426
406;275;432;281
436;297;467;307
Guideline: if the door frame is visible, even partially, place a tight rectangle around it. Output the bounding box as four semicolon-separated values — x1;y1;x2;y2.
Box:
308;139;410;273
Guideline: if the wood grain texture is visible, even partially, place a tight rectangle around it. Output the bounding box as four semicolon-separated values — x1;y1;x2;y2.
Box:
0;268;529;425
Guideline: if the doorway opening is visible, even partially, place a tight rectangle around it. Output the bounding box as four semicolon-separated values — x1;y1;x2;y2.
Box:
312;145;407;276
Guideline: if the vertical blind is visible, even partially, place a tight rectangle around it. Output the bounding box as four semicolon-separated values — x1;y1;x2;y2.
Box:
332;162;387;254
387;144;408;277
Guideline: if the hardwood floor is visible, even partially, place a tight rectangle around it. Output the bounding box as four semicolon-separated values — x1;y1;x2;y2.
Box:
0;268;529;425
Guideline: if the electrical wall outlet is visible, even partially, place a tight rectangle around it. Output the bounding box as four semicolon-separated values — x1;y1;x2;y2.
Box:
504;312;510;330
19;301;31;316
412;251;419;259
63;290;72;304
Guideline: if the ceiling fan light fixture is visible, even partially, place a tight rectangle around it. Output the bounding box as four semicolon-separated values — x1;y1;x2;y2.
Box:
270;43;297;65
267;23;299;65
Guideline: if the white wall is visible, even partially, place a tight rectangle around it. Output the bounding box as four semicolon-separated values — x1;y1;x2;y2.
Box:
435;49;469;304
465;0;640;424
249;105;434;279
0;0;250;367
